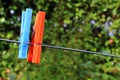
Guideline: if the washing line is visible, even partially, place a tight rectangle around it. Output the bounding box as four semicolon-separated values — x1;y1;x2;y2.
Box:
0;38;120;58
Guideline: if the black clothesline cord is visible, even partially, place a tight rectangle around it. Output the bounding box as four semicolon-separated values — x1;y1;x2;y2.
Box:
0;38;120;58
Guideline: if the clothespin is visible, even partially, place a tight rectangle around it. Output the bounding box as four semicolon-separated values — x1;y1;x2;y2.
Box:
27;11;46;64
18;8;32;58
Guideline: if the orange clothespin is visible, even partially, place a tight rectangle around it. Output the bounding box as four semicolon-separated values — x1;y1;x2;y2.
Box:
27;11;46;64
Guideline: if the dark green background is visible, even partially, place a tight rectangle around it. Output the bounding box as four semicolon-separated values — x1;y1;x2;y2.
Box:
0;0;120;80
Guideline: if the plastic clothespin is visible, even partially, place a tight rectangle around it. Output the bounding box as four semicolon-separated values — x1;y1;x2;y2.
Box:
27;11;46;64
18;8;32;58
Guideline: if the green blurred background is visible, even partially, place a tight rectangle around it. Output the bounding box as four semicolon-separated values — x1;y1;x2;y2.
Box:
0;0;120;80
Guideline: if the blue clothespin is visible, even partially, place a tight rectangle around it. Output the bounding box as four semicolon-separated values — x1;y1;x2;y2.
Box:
18;8;32;58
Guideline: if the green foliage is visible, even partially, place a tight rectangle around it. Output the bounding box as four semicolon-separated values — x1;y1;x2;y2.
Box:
0;0;120;80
